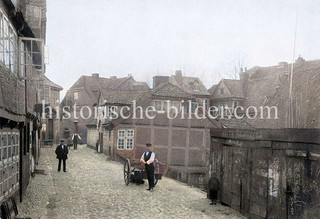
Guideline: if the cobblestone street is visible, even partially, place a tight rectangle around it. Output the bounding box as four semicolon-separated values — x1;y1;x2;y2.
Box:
17;145;245;219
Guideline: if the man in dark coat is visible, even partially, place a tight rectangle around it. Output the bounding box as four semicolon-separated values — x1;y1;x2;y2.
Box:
208;173;220;205
55;139;69;172
140;143;155;191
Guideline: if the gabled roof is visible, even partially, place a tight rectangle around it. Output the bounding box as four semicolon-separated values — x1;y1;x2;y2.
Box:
152;82;194;99
43;75;63;91
62;74;149;107
223;79;244;98
208;84;217;95
210;79;244;99
169;75;210;96
247;58;320;129
99;89;150;105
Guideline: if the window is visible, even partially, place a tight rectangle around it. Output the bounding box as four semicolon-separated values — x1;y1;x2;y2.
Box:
20;41;25;79
107;106;117;120
220;88;224;94
171;101;181;113
0;130;20;196
0;9;18;75
191;102;198;114
117;129;134;150
154;100;169;112
155;100;162;111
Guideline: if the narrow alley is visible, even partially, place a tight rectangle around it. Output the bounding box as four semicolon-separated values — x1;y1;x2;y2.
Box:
16;145;244;219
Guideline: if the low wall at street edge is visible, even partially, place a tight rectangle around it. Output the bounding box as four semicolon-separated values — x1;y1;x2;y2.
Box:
210;128;320;219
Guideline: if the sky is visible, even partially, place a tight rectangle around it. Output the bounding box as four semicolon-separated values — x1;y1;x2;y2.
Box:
45;0;320;99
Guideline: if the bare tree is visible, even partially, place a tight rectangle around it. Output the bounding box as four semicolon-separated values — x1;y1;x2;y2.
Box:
221;54;247;80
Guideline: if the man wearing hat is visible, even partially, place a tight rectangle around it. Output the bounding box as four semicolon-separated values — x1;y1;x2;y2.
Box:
55;139;69;172
140;143;155;191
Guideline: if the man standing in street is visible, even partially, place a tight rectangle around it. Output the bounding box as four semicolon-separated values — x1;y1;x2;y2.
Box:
72;133;81;150
140;143;155;191
55;139;69;172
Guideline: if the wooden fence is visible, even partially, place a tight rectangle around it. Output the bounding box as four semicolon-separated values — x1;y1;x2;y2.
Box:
210;128;320;219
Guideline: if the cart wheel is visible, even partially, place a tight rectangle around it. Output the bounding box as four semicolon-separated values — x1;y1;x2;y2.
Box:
154;176;158;186
124;158;131;185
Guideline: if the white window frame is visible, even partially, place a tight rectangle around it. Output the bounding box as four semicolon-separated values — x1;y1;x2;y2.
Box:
107;106;117;120
0;9;18;76
19;37;45;80
0;129;20;198
117;129;134;150
154;100;168;113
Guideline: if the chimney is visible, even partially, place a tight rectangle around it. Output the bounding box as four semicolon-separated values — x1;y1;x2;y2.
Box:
175;70;183;84
92;73;99;78
153;76;169;88
295;55;305;65
175;70;182;77
110;76;117;79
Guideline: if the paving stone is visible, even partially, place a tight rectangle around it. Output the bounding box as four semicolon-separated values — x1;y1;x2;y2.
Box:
16;145;245;219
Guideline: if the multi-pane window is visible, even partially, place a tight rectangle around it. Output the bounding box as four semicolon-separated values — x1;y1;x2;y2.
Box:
154;100;168;112
20;41;25;79
0;9;18;75
0;130;19;198
154;100;162;111
185;101;198;114
108;106;117;120
171;101;181;113
117;129;134;150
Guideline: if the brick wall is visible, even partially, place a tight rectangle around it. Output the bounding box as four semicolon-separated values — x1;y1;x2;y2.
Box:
0;64;25;116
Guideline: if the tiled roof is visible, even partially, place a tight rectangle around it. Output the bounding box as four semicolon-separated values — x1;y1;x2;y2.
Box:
43;75;63;90
100;89;150;105
211;79;244;99
152;82;194;99
248;59;320;129
217;117;254;130
208;84;217;95
223;79;244;98
62;75;149;107
169;75;210;96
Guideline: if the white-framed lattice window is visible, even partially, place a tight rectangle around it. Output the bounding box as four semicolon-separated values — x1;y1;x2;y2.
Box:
154;100;168;112
0;9;18;75
108;106;117;120
19;37;45;80
2;132;8;164
117;129;134;150
0;129;20;197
